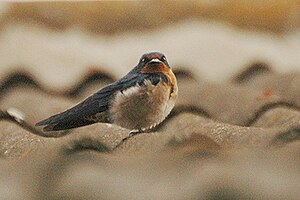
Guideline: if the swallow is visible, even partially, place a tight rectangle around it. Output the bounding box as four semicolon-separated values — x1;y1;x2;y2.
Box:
36;52;178;132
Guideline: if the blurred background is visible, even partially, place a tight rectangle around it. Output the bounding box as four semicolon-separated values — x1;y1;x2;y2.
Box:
1;1;300;200
0;1;300;89
3;1;300;33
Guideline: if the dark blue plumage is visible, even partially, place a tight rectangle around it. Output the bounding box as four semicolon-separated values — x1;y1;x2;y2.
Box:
36;52;173;132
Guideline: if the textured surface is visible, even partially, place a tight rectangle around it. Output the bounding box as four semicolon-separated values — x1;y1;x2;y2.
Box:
1;2;300;200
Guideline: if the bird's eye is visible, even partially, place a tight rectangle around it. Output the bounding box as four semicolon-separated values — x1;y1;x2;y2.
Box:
162;56;166;61
141;58;146;63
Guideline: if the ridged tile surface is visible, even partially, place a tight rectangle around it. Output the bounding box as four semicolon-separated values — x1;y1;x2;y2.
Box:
0;3;300;199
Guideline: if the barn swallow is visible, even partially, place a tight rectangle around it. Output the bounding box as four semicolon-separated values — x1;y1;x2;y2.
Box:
36;52;178;132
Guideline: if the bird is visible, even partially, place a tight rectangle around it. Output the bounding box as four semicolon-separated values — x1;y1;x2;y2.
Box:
36;52;178;133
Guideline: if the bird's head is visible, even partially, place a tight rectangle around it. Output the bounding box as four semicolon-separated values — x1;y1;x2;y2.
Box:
137;52;171;74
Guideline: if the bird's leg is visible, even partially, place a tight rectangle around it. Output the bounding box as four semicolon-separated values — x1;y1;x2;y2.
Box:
122;129;142;142
114;129;143;149
129;129;142;136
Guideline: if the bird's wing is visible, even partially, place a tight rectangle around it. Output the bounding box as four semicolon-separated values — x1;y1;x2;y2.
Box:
35;72;142;131
35;82;120;131
36;72;163;132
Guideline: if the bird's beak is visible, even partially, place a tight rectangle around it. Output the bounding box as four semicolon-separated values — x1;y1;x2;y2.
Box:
141;58;169;74
148;58;162;64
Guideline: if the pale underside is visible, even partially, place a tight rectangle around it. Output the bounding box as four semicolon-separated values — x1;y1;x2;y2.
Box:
109;79;177;131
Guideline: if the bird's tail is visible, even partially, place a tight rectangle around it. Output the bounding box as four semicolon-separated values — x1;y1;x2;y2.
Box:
35;99;107;131
36;114;95;131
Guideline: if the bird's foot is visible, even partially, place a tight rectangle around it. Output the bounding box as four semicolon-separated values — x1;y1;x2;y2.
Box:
122;129;142;142
115;129;143;149
129;129;142;137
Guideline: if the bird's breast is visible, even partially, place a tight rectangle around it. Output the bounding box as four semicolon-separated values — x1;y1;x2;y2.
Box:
109;78;177;131
141;63;177;98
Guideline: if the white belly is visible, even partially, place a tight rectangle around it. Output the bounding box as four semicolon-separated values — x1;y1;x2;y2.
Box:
109;79;177;131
